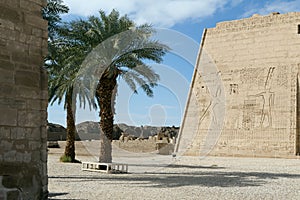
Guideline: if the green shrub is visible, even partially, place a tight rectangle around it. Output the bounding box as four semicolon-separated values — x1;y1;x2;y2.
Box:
60;155;72;162
59;155;81;163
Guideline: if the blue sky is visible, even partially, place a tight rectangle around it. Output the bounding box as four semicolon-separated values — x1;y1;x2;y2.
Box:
48;0;300;127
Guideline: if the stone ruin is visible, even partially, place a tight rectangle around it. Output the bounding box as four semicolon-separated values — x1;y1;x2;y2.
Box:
0;0;48;199
114;126;178;155
47;119;179;155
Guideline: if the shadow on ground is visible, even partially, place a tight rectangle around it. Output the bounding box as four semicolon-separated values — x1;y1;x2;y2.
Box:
48;192;69;199
121;163;224;170
48;164;300;188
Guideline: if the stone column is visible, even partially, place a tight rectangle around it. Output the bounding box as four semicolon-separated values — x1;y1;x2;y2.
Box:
0;0;48;199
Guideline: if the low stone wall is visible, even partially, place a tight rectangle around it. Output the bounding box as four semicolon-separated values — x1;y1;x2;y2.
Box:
113;136;175;154
112;140;157;153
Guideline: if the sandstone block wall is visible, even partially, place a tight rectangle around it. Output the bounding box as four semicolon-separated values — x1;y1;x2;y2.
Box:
0;0;48;199
177;12;300;158
112;140;157;153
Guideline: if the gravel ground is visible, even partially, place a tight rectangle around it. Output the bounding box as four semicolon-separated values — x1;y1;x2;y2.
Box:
48;141;300;200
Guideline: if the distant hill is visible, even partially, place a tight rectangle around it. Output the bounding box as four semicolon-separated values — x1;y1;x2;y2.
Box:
48;121;179;141
75;121;122;140
47;123;74;141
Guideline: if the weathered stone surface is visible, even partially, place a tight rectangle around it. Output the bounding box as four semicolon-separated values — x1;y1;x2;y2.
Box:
0;69;14;84
28;0;46;7
25;13;48;28
177;12;300;158
10;127;27;140
0;49;10;60
0;85;15;98
0;5;22;23
0;163;46;199
18;110;43;127
0;59;14;70
0;127;10;139
25;127;40;140
16;86;40;99
0;0;48;199
20;0;42;15
0;141;13;151
0;19;15;30
0;0;20;8
0;108;17;126
15;71;39;87
0;38;7;47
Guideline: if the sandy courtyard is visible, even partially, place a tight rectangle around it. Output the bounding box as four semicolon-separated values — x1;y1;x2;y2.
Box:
48;141;300;200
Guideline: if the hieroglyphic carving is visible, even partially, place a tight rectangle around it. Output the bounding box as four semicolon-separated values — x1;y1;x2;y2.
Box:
242;99;256;130
240;68;265;89
275;66;288;89
229;84;238;94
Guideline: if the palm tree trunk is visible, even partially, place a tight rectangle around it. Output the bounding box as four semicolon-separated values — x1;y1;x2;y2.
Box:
64;91;76;161
96;74;117;163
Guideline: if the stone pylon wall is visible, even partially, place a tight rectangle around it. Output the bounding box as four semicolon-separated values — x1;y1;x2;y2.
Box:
177;12;300;158
0;0;48;199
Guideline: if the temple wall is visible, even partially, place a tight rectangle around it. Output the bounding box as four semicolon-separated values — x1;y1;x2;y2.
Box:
177;12;300;158
0;0;48;199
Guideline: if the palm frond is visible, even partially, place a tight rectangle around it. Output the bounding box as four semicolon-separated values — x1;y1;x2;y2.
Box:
42;0;69;40
47;9;170;115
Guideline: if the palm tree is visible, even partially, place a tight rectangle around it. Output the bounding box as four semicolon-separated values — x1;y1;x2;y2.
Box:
47;9;169;163
96;30;168;163
71;10;170;163
43;0;91;162
47;48;78;162
48;32;97;161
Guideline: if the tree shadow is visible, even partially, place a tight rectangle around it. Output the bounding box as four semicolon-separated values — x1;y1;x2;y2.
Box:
48;192;87;200
48;192;68;198
49;164;300;188
126;163;224;169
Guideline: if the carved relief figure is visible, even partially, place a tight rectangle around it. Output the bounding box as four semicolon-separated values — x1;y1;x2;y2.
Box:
227;83;240;129
253;67;275;128
211;85;222;126
198;72;224;127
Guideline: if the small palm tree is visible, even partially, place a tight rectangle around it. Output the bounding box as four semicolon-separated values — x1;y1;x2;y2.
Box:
43;0;92;162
